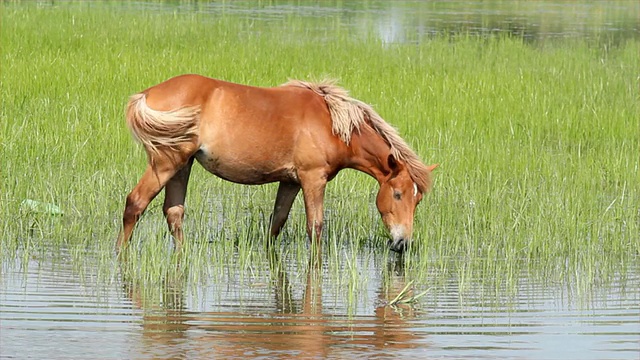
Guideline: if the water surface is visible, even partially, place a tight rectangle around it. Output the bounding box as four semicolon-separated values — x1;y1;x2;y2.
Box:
135;0;640;44
1;248;639;359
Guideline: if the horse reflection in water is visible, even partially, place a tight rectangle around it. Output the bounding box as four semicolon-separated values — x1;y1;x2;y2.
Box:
116;75;437;253
121;250;425;358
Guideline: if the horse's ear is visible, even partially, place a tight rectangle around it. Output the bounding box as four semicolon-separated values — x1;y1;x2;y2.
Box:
427;163;439;172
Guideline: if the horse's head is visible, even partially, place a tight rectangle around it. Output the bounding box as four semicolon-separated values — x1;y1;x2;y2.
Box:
376;155;437;253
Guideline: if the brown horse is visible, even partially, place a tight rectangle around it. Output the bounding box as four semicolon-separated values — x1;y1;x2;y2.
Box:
116;75;437;253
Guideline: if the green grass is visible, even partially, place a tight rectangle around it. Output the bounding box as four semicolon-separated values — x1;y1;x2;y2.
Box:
1;2;638;305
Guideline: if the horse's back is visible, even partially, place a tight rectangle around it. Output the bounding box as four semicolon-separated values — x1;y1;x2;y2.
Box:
142;74;324;113
137;74;335;145
142;74;225;111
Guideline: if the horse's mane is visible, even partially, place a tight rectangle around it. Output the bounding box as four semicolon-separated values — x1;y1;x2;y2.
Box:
283;79;432;192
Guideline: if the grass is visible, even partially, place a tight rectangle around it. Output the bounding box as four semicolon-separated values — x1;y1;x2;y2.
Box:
1;1;638;308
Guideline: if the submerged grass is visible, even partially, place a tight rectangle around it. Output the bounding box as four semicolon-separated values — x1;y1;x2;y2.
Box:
1;2;638;305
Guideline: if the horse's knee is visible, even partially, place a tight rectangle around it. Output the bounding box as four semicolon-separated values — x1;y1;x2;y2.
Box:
164;205;184;231
123;194;145;224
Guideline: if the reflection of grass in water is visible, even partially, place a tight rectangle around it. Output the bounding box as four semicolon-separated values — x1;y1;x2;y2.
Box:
0;3;637;306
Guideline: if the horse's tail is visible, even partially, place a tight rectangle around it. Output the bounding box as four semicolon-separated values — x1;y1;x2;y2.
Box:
125;93;201;157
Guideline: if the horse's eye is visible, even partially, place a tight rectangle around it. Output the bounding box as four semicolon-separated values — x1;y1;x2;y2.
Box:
393;190;402;200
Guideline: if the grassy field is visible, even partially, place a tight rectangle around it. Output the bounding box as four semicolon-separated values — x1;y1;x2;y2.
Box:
1;2;638;298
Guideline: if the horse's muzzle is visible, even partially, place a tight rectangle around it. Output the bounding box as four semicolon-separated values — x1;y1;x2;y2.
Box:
388;238;408;253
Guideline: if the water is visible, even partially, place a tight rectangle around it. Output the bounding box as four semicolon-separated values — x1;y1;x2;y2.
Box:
1;250;639;359
149;0;640;44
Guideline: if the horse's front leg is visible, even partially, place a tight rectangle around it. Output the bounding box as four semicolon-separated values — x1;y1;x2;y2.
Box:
270;182;301;237
299;171;328;244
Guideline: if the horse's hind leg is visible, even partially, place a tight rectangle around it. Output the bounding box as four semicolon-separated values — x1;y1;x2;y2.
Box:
116;160;185;252
163;157;194;250
269;182;301;237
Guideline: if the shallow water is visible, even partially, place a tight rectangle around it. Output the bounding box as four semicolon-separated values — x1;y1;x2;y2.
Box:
141;0;640;44
1;248;638;359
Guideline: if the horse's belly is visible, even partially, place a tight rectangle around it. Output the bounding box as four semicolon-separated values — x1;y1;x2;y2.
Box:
195;149;297;185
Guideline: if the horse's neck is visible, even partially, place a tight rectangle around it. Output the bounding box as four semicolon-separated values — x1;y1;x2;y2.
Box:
346;125;393;183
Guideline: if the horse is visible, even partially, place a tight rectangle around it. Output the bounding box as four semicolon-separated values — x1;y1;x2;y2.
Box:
116;74;438;253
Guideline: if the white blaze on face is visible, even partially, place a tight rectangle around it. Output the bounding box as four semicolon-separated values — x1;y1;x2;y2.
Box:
413;182;418;197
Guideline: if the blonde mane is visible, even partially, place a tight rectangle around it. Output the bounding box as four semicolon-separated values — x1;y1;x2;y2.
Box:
283;79;432;192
